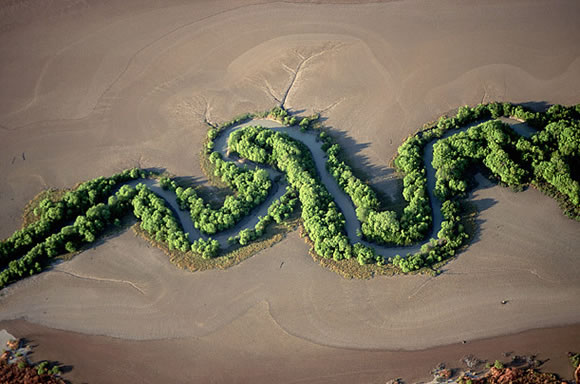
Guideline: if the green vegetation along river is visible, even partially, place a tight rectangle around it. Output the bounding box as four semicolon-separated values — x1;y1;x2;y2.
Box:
1;103;578;287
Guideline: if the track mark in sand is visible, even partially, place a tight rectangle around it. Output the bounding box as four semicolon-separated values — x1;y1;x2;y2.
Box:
54;269;145;295
278;46;342;109
527;269;560;284
503;75;509;100
315;97;345;115
407;277;433;300
264;79;282;105
480;82;490;104
281;63;295;75
202;99;217;129
434;268;560;285
279;52;312;109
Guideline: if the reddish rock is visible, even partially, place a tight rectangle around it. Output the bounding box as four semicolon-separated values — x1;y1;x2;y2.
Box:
0;360;65;384
463;366;567;384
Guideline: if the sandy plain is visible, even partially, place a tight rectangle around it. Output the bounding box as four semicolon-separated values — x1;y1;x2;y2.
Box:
0;0;579;382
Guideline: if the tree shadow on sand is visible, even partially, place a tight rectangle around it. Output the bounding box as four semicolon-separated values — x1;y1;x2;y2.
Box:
17;337;74;382
438;177;503;275
321;121;402;206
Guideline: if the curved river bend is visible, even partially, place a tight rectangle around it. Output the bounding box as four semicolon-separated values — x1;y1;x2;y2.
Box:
132;117;534;260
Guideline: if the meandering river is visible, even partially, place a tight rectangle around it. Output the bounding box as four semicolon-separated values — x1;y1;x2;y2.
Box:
132;117;534;259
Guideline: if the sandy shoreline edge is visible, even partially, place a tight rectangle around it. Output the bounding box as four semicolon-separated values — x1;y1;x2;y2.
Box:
2;319;579;383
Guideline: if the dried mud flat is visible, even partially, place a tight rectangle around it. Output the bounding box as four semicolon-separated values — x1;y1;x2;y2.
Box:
0;0;579;382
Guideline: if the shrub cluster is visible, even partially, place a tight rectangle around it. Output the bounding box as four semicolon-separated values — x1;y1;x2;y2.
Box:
0;183;138;288
191;238;220;259
391;102;580;272
132;183;192;253
432;120;528;200
323;128;432;247
268;106;319;131
228;126;360;263
162;153;272;235
527;119;580;207
228;187;299;246
0;168;146;269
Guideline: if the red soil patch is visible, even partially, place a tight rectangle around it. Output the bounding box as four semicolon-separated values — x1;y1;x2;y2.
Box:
0;361;65;384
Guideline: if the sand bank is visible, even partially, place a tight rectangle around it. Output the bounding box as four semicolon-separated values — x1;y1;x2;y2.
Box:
0;0;579;380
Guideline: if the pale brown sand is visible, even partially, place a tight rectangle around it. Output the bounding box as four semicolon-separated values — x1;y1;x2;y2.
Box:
1;317;579;384
0;0;579;380
0;202;578;349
